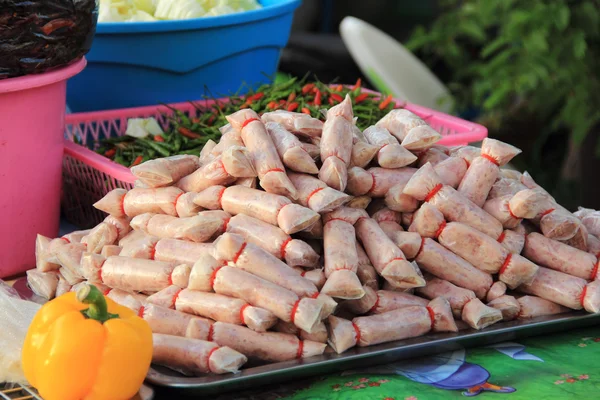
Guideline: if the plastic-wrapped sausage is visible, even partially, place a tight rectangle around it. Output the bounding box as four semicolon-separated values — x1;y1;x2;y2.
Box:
62;229;93;244
327;297;456;354
498;229;525;254
415;276;476;318
356;243;379;290
130;211;227;243
487;282;507;302
487;295;520;321
199;139;217;164
192;185;226;210
347;167;417;197
350;139;380;169
209;127;244;158
483;190;547;229
488;178;528;200
371;208;402;225
100;256;175;293
261;110;324;138
131;155;200;187
564;225;588;252
176;148;255;193
146;284;185;309
103;215;132;241
299;142;320;160
211;322;327;362
403;163;503;239
175;288;277;332
59;265;84;286
375;109;427;142
318;95;354;191
461;298;503;329
433;156;468;189
293;267;327;290
54;243;87;280
214;233;319;298
321;218;364;299
382;230;422;260
287;172;351;213
174;192;204;218
265;122;319;174
226;214;319;268
26;269;58;300
220;186;320;234
94;187;183;218
574;207;600;237
414;238;493;299
401;125;443;152
363;125;417;168
119;234;159;259
448;146;481;169
385;181;419;213
154;238;214;266
55;274;72;297
192;262;324;333
588;234;600;256
517;296;570;319
356;217;425;289
523;233;598;280
418;147;449;167
140;303;207;337
346;286;428;315
518;266;600;312
457;138;521;207
227;109;297;198
152;334;247;376
272;320;328;344
35;235;63;272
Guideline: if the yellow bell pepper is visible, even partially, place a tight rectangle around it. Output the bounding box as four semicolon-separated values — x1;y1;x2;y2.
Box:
22;284;153;400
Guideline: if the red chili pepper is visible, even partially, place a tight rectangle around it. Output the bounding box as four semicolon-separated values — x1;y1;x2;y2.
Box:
207;115;216;126
191;118;200;123
335;84;343;92
279;99;287;105
328;97;335;105
287;92;296;102
240;103;249;109
302;83;315;94
351;78;362;91
379;94;393;110
104;148;116;158
178;127;201;139
287;102;299;112
154;135;164;142
267;101;278;109
331;93;343;102
314;89;322;106
355;93;369;103
251;92;264;101
301;107;311;115
131;155;143;167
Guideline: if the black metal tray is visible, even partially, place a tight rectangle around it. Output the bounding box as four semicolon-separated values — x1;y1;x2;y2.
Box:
14;278;600;397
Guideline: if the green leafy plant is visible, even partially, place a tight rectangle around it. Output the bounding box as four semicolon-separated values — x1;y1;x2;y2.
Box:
407;0;600;146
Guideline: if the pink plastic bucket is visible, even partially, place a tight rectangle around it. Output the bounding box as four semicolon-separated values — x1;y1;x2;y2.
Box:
0;58;87;278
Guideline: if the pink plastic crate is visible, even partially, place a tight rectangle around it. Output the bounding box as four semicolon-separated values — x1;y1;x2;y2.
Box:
62;96;487;228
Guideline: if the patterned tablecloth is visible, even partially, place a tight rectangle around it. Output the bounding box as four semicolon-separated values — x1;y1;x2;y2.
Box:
184;326;600;400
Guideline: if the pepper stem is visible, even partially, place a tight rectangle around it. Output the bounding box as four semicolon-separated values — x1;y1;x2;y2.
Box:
77;284;119;323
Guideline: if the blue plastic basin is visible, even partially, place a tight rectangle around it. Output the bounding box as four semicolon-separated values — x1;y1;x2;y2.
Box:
67;0;301;112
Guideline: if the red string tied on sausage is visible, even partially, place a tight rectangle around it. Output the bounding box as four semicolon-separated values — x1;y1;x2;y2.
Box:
280;238;293;259
591;260;600;281
242;117;259;129
97;259;107;283
137;306;145;318
367;293;380;314
103;288;112;296
300;270;307;277
481;153;500;166
424;184;443;203
217;187;226;209
540;208;555;217
207;324;215;342
368;172;377;195
296;340;305;359
290;299;302;324
580;285;588;307
426;306;436;330
60;237;71;244
497;231;507;243
305;187;324;207
232;242;248;264
239;304;250;325
171;289;183;309
507;204;519;220
310;292;320;299
498;253;513;276
149;242;157;261
264;168;285;175
414;237;426;259
120;194;126;218
379;143;389;153
352;322;362;344
209;266;224;290
173;192;184;211
222;218;230;233
206;346;220;373
434;221;447;239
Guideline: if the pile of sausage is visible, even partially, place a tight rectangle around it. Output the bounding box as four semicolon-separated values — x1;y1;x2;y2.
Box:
31;94;600;376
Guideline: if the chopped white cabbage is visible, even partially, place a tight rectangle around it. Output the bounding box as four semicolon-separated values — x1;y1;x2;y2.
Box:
126;117;164;138
98;0;261;22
